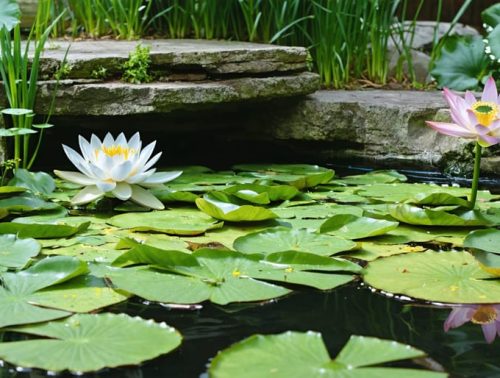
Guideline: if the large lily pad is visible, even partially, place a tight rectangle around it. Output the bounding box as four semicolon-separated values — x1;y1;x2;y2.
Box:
388;204;491;227
0;256;87;327
107;209;223;235
196;194;277;222
0;234;40;269
0;194;60;213
224;184;299;204
333;170;407;186
233;227;357;256
363;251;500;303
209;331;445;378
273;204;363;219
463;228;500;253
320;214;399;239
0;221;90;238
8;169;55;196
0;313;182;373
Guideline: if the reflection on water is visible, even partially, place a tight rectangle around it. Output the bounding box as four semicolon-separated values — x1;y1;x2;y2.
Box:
2;284;498;378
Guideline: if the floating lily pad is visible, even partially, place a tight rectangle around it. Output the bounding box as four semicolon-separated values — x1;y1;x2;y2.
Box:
0;194;60;213
0;234;40;269
107;209;223;235
224;184;299;204
209;331;445;378
0;221;90;238
233;227;357;256
0;186;26;196
9;169;55;195
273;203;363;220
388;204;492;227
463;228;500;253
42;243;123;263
333;170;407;186
0;313;182;373
0;256;87;327
320;214;399;239
363;251;500;303
196;195;277;222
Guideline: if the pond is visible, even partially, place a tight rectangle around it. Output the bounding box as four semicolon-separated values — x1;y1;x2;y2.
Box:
1;158;500;378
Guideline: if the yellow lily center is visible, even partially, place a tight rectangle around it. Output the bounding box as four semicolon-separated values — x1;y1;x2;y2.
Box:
95;145;136;159
471;101;498;127
471;305;498;325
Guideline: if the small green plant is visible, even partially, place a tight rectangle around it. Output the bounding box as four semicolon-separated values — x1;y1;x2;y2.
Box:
0;158;20;186
122;44;153;84
54;62;71;80
91;66;109;80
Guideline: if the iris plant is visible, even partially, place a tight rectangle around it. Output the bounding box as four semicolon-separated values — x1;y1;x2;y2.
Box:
426;78;500;209
54;132;181;209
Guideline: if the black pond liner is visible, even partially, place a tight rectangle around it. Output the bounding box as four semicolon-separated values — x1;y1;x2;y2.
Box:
1;166;500;378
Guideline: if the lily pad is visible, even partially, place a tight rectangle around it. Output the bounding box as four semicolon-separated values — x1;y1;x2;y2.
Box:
464;228;500;253
0;221;90;238
0;256;87;327
209;331;445;378
8;169;55;195
0;194;60;213
196;194;277;222
0;186;26;196
333;170;407;186
0;313;182;373
320;214;399;239
273;203;363;219
388;204;491;227
224;184;299;204
107;209;223;235
0;234;40;269
233;227;357;256
363;251;500;303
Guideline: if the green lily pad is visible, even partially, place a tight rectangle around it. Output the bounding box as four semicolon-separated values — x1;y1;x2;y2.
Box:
273;203;363;219
42;243;123;263
333;170;407;186
0;256;87;327
149;189;199;203
464;228;500;253
0;186;26;196
234;164;334;189
363;251;500;303
388;204;491;226
0;313;182;373
482;3;500;27
107;209;223;235
233;227;357;256
0;234;40;269
0;0;20;31
320;214;399;239
209;331;445;378
430;35;489;90
0;221;90;238
407;192;469;207
224;184;299;204
196;195;277;222
0;194;60;213
8;169;55;195
486;24;500;62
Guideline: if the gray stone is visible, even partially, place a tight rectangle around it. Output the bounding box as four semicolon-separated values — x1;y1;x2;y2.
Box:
262;89;494;175
22;72;320;116
388;49;431;83
38;39;308;80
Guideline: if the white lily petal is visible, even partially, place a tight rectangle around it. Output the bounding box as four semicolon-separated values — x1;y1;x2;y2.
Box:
111;160;134;181
90;134;102;153
78;135;92;161
96;180;116;193
142;171;183;185
62;145;94;177
112;182;132;200
143;152;162;172
128;132;141;151
133;141;156;171
54;170;97;186
130;185;164;209
71;185;105;205
103;132;114;146
127;168;156;184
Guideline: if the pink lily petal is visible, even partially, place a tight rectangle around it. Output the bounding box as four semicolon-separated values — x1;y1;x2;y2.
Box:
477;133;500;148
464;91;476;106
425;121;476;138
444;307;475;332
482;322;498;344
481;77;498;103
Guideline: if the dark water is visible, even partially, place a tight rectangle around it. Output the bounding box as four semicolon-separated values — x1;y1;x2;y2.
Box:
2;283;499;378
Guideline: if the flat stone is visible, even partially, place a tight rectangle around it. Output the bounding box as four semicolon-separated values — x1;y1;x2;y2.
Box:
39;39;308;79
27;72;320;116
263;89;493;175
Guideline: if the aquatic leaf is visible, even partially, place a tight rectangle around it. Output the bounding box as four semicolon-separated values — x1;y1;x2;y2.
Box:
0;128;37;137
363;251;500;303
234;164;334;189
0;313;182;373
224;184;299;203
0;234;40;269
430;35;489;90
347;242;428;261
482;3;500;27
209;331;445;378
196;195;277;222
486;25;500;63
463;228;500;253
0;0;20;31
0;186;26;196
0;256;87;327
0;221;90;238
388;204;491;226
12;206;69;223
320;214;398;239
8;169;55;195
333;170;407;186
0;194;60;212
273;203;363;219
150;188;199;203
233;227;357;256
107;209;223;235
42;243;123;263
407;192;469;207
1;108;33;116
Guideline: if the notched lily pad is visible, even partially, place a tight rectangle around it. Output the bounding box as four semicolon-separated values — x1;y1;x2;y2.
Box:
320;214;399;239
0;234;40;269
196;194;277;222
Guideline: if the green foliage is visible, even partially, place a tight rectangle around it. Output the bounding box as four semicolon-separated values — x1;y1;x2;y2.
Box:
0;0;20;31
121;44;153;84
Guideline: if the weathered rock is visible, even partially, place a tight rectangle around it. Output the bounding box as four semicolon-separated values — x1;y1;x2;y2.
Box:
38;39;309;80
21;72;320;116
261;90;494;175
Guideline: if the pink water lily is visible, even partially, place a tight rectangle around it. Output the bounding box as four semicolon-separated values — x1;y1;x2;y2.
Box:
444;304;500;343
54;132;182;209
426;77;500;147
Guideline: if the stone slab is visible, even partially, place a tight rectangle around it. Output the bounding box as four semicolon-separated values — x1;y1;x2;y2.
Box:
39;39;308;79
27;72;320;116
261;89;498;176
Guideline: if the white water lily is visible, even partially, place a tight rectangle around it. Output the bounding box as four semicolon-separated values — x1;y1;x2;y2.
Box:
54;132;182;209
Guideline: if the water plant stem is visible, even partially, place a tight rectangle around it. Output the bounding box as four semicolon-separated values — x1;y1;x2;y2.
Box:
469;142;482;209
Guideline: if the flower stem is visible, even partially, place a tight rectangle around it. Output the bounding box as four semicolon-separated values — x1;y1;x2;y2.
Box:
469;142;482;209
